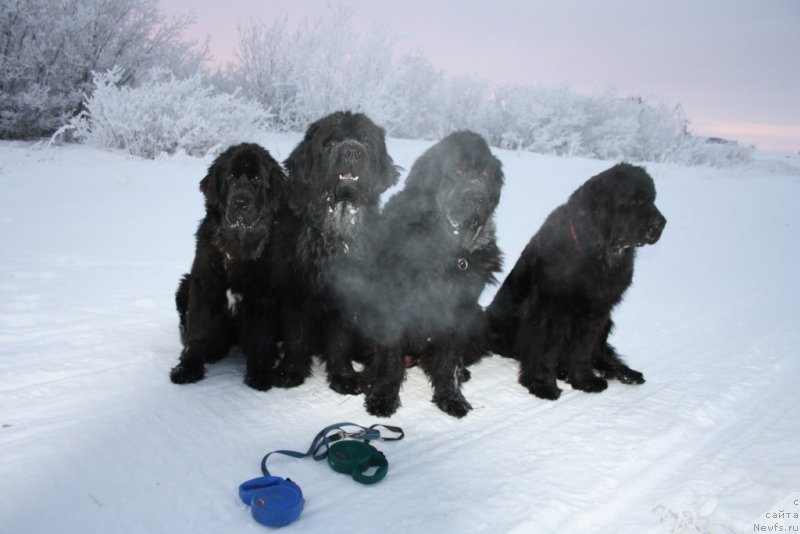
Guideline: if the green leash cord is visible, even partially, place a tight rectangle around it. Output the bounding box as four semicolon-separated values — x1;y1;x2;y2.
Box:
260;422;404;484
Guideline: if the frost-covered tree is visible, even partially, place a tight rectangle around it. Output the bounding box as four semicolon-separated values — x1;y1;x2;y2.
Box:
376;52;444;139
232;14;301;130
0;0;208;139
229;5;404;132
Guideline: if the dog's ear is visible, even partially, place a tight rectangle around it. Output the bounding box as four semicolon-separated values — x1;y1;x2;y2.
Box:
281;158;311;215
269;161;288;189
284;121;321;185
487;154;504;212
282;123;323;214
491;154;504;184
200;158;222;211
403;142;441;193
268;161;291;209
568;175;612;248
250;144;289;210
570;176;599;213
250;144;284;187
370;127;401;195
375;153;401;194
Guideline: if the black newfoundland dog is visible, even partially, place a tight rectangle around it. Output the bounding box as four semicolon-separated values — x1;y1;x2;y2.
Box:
269;111;400;393
170;143;287;390
346;131;504;418
486;163;666;400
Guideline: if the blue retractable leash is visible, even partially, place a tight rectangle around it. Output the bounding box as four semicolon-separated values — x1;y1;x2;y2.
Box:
238;422;404;527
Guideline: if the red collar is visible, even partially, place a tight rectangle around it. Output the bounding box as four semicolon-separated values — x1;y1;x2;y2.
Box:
569;223;581;249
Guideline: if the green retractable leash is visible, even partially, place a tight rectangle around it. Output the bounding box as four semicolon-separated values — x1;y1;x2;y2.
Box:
238;422;404;527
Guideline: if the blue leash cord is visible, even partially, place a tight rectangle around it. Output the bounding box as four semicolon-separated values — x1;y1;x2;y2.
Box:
260;422;404;476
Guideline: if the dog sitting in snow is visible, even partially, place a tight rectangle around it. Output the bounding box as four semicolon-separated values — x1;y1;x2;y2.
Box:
268;111;400;393
486;163;666;400
171;143;287;390
337;131;504;418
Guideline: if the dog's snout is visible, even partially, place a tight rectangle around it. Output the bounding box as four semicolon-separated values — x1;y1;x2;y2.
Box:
464;176;490;200
466;190;487;206
344;147;361;160
653;210;666;231
644;210;666;243
227;190;255;221
338;140;365;162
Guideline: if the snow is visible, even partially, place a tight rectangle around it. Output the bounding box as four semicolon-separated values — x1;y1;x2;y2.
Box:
1;136;799;533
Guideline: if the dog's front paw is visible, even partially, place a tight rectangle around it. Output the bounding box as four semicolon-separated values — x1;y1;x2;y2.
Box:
272;369;305;389
170;363;205;384
612;366;645;385
434;393;472;418
365;392;400;418
571;375;608;393
527;380;562;400
328;373;361;395
244;370;273;391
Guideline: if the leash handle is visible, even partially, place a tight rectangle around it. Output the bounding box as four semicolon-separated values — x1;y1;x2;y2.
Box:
369;423;404;441
351;449;388;485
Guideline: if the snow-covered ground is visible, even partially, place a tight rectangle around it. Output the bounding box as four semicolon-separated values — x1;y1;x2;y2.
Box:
1;135;798;533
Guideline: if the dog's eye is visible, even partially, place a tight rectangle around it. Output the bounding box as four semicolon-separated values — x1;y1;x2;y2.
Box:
481;170;491;179
226;174;235;182
251;175;261;183
455;168;463;176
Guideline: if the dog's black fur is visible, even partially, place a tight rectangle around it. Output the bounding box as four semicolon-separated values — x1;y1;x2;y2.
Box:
348;131;504;418
170;143;287;389
486;163;666;400
269;111;400;393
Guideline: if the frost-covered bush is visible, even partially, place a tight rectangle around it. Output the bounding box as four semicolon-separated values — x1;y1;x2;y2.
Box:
226;7;752;167
59;67;271;158
668;135;755;167
0;0;206;139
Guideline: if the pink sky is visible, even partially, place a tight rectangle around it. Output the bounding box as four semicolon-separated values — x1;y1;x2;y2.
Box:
162;0;799;152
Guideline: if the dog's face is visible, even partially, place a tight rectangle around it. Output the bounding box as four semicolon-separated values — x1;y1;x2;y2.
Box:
201;143;285;233
284;111;399;207
572;163;666;251
409;131;504;233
